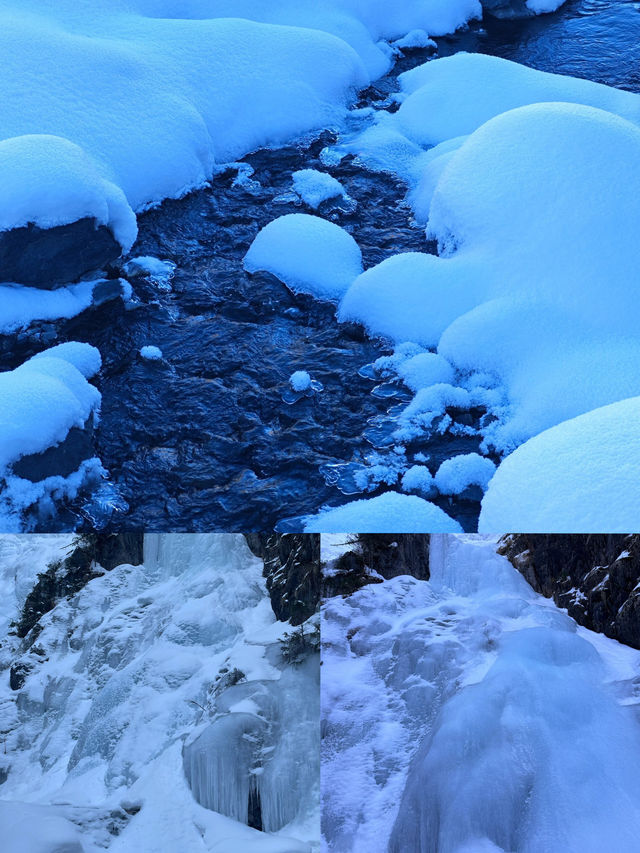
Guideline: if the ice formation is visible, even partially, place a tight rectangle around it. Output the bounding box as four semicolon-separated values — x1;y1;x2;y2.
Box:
0;534;319;852
322;535;640;852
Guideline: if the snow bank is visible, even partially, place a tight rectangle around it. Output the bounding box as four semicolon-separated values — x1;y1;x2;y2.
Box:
0;343;101;473
0;801;84;853
479;396;640;532
303;492;462;532
244;214;363;300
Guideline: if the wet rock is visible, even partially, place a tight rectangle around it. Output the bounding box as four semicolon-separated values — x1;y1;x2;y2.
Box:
11;416;95;483
481;0;535;20
0;218;122;288
499;535;640;648
244;534;320;625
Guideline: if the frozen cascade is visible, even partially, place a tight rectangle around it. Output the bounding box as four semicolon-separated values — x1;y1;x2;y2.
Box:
322;535;640;853
0;533;319;851
184;656;320;833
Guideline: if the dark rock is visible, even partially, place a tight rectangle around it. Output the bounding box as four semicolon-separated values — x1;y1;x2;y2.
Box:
322;535;431;598
0;218;122;288
356;534;431;580
11;415;95;483
17;533;144;638
481;0;535;19
244;534;320;625
9;661;32;691
499;535;640;648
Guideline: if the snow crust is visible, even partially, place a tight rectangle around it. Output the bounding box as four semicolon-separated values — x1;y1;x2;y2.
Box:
303;492;462;532
322;535;640;852
244;214;363;300
0;533;319;852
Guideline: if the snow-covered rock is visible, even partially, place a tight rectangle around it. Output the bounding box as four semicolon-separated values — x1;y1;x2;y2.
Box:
245;214;363;300
302;492;462;532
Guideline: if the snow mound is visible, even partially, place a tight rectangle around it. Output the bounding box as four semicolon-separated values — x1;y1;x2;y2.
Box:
290;371;312;392
0;135;136;250
479;396;640;532
398;352;455;391
0;343;101;473
303;492;462;532
396;52;640;147
292;169;346;209
434;453;496;495
245;214;363;300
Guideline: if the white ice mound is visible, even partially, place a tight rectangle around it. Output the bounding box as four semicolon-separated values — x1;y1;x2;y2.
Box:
244;213;363;300
0;135;137;250
303;492;463;532
0;343;101;473
479;396;640;533
396;52;640;147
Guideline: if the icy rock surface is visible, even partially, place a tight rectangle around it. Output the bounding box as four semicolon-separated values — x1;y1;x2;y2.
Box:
322;535;640;852
0;533;319;852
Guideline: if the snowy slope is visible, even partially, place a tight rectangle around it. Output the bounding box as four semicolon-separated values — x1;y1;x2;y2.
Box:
322;535;640;852
0;533;320;852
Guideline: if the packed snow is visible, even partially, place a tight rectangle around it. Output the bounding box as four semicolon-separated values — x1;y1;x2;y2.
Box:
244;214;363;300
322;534;640;852
0;533;320;852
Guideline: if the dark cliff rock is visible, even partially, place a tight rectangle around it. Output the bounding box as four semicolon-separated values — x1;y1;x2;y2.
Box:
0;218;122;288
323;534;430;598
16;533;144;639
244;534;320;626
499;534;640;649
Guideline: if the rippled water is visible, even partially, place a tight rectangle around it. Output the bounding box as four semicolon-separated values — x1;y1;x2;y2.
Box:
29;0;640;532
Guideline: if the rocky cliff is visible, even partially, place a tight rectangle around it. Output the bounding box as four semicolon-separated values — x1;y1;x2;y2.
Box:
499;534;640;648
243;534;320;625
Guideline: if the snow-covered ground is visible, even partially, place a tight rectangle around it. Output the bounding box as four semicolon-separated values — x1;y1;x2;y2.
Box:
322;535;640;851
0;533;320;852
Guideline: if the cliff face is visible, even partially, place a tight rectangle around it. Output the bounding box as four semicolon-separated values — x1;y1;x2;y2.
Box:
243;534;320;625
17;533;144;639
322;535;431;598
498;534;640;649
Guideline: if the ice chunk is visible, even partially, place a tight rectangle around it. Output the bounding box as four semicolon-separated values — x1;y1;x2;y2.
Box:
290;371;312;392
303;492;462;532
140;345;163;361
245;214;363;300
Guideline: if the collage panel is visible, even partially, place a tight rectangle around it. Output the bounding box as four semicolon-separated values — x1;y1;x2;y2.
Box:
0;533;321;852
321;534;640;852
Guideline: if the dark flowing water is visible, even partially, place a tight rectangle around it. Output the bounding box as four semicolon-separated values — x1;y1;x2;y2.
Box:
16;0;640;532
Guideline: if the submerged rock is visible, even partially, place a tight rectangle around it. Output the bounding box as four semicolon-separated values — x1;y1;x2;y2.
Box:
0;218;122;288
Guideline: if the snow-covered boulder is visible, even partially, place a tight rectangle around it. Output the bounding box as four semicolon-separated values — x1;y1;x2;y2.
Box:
0;135;136;287
244;214;363;300
302;492;463;532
